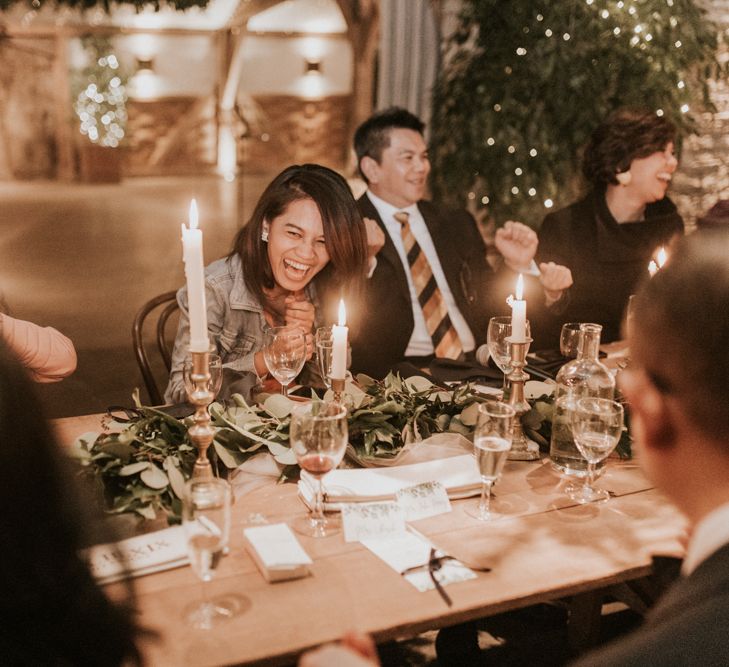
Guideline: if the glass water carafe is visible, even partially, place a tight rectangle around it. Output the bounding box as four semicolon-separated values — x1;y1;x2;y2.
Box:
549;323;615;477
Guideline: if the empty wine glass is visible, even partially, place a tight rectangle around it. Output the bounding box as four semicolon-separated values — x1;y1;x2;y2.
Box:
182;478;241;629
560;323;582;359
570;397;624;504
290;401;348;538
183;353;223;402
263;326;307;397
487;316;531;391
466;401;515;521
315;326;334;390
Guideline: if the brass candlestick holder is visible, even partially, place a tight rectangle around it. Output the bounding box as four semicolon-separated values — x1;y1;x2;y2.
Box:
506;336;539;461
187;349;215;479
330;377;345;406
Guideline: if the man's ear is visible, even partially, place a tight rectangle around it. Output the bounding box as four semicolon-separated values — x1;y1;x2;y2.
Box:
619;369;676;452
360;156;380;185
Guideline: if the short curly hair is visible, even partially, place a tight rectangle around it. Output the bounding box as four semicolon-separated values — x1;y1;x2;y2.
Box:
582;108;677;186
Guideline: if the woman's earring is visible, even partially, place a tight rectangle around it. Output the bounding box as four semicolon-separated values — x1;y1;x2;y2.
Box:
616;170;632;186
261;228;269;242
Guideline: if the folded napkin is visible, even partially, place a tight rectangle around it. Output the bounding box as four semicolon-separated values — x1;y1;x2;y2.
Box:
298;454;481;511
84;526;188;584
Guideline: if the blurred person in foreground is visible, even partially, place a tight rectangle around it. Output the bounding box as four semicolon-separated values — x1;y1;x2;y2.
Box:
0;311;76;382
298;229;729;666
537;108;683;345
0;341;142;664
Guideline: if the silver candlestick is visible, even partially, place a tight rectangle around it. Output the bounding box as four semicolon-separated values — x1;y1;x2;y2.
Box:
506;336;539;460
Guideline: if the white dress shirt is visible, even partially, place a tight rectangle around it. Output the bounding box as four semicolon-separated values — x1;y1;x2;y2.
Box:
366;191;476;356
682;500;729;575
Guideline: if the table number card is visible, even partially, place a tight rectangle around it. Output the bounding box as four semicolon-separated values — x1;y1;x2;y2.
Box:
342;501;406;543
396;481;452;521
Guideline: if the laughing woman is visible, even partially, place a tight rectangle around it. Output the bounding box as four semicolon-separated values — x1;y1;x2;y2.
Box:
537;108;684;343
165;164;368;404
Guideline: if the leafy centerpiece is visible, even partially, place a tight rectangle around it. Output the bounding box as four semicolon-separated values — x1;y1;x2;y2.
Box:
72;375;631;523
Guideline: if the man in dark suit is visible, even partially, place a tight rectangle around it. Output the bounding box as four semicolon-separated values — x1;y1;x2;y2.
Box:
350;107;572;378
570;228;729;665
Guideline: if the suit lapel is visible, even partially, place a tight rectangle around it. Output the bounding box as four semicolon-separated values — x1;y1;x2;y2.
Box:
358;194;412;301
648;543;729;626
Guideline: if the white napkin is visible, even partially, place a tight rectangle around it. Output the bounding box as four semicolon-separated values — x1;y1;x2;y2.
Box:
84;526;188;584
298;454;481;511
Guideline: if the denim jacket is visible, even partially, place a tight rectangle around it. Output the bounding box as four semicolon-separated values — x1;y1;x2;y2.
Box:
164;254;321;404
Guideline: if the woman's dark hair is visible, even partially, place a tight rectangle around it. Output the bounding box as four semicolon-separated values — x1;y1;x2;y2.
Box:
231;164;368;323
582;108;677;186
0;342;142;664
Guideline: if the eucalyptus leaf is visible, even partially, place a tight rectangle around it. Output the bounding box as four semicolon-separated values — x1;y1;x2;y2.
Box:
119;461;150;476
459;402;481;426
140;465;169;489
136;504;158;521
213;441;239;469
404;376;433;392
163;456;187;500
263;394;295;419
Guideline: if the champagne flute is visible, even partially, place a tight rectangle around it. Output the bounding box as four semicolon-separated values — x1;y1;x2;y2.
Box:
570;397;624;504
263;326;307;397
466;401;515;521
183;352;223;402
315;326;334;390
182;478;240;629
487;316;531;391
290;401;348;538
560;323;582;359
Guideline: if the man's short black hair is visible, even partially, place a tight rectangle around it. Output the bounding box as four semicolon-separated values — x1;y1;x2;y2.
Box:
353;107;425;179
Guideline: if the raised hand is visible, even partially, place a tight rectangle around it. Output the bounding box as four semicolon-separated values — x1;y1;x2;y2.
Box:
539;262;573;302
495;221;538;271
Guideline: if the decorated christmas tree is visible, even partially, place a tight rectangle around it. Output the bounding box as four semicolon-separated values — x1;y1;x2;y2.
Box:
430;0;726;226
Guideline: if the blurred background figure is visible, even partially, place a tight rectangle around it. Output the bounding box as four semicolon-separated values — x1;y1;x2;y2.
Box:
0;341;142;664
537;108;684;345
696;198;729;230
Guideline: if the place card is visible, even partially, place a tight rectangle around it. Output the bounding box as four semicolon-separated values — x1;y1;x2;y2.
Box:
341;501;406;543
361;530;476;594
243;523;312;583
396;481;452;521
85;526;188;584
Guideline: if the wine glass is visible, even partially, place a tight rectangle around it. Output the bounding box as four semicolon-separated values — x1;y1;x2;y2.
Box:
182;478;240;629
290;401;348;538
487;316;531;391
263;326;307;397
560;323;582;359
183;353;223;402
569;397;624;504
315;326;334;390
466;401;515;521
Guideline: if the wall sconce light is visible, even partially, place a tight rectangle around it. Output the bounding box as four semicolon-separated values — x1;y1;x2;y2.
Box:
304;59;321;75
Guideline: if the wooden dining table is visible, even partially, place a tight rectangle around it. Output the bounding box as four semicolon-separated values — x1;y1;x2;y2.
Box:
54;413;686;667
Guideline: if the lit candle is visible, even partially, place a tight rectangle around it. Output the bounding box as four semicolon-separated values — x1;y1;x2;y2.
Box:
510;274;527;342
181;199;209;352
330;299;348;381
648;245;668;277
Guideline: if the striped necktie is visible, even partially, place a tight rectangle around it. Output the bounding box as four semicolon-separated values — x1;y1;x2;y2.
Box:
394;211;463;360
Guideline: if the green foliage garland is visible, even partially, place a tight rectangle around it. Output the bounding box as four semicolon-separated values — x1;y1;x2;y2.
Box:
430;0;725;226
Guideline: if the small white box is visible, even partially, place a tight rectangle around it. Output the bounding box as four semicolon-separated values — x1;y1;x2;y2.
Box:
243;523;312;583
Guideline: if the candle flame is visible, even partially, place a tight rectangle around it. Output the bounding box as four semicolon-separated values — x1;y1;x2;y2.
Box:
338;299;346;326
656;246;668;268
515;274;524;300
648;260;658;277
189;199;199;230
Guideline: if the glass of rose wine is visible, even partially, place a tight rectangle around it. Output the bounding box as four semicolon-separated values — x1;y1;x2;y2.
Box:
466;401;515;521
290;401;348;538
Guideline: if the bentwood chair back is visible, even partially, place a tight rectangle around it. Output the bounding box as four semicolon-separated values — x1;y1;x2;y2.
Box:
132;290;179;405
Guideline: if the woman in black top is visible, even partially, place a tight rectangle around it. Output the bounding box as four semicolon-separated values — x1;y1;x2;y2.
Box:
537;108;684;344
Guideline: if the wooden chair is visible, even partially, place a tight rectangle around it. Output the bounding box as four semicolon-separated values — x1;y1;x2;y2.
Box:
132;290;179;405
